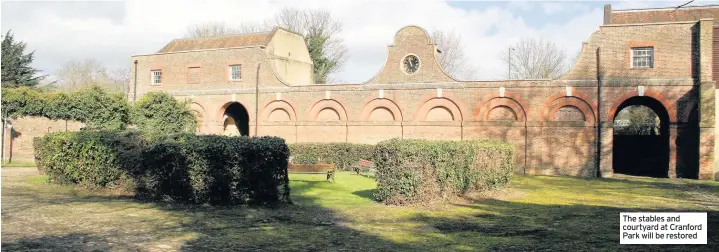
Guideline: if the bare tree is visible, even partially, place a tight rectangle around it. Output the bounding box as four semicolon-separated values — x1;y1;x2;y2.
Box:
431;30;477;80
500;37;568;79
184;8;348;83
109;67;130;92
185;22;242;38
614;105;660;135
55;59;126;92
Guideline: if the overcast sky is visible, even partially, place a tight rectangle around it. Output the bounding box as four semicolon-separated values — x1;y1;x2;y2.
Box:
2;0;717;83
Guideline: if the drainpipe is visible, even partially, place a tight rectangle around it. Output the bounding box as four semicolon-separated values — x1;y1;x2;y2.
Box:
596;48;602;178
133;59;138;102
524;118;528;175
255;63;260;137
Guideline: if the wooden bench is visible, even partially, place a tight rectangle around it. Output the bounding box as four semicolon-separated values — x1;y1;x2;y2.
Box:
288;163;336;183
353;159;375;174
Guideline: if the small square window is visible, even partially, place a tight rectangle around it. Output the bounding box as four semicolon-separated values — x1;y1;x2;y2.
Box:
229;65;241;80
151;70;162;85
631;47;653;68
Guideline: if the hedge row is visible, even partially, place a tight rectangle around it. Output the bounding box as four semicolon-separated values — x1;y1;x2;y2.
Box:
33;131;291;205
3;86;130;130
288;143;374;172
33;130;142;188
2;87;195;134
373;139;515;205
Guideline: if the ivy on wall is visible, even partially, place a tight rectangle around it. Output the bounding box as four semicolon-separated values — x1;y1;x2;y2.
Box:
1;86;195;133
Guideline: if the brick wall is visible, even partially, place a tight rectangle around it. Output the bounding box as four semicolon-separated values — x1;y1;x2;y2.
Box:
0;20;659;180
1;117;85;163
136;24;708;179
609;6;719;25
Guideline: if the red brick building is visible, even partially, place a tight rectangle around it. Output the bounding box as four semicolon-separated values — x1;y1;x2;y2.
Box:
3;4;716;180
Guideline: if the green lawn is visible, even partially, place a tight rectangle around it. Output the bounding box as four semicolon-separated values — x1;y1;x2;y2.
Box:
1;161;36;167
1;167;717;251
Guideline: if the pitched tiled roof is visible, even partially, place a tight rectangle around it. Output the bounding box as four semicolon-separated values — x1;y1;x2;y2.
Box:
157;32;271;53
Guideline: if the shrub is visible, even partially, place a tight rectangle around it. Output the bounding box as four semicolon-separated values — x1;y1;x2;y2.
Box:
69;86;130;130
33;132;291;205
131;92;196;138
32;130;142;188
2;86;131;130
289;143;374;172
135;135;291;205
373;139;515;205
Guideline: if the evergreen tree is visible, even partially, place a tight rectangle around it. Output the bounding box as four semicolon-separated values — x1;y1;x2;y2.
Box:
1;31;44;87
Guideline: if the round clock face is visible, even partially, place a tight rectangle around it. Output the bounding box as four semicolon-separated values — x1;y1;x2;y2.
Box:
403;55;420;74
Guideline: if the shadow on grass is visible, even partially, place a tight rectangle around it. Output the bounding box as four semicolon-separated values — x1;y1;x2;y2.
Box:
3;173;718;251
171;182;719;251
0;232;142;251
351;189;377;201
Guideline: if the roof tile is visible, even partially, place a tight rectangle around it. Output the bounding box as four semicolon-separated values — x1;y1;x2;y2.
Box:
158;32;271;53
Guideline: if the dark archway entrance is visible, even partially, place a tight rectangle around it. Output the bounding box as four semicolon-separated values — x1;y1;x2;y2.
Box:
612;96;670;178
223;102;250;136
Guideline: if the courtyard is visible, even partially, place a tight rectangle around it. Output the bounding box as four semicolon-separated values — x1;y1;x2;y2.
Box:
2;166;717;251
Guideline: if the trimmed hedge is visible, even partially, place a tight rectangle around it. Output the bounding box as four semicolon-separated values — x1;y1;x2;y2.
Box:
373;139;515;205
2;86;131;130
32;131;142;188
134;135;290;205
33;132;291;205
289;143;374;172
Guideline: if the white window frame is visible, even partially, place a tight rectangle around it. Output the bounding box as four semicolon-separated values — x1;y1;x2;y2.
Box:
229;65;242;81
151;70;162;85
631;47;654;69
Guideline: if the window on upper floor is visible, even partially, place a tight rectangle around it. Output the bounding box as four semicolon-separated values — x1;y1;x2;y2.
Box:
151;70;162;85
188;67;201;84
631;47;653;69
229;65;241;80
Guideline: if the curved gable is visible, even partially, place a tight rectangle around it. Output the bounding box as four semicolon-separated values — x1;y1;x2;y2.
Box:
364;25;457;84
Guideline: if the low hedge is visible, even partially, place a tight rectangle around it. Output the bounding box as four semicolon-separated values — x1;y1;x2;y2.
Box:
32;131;142;188
289;143;374;172
33;132;291;205
373;139;515;205
134;135;290;205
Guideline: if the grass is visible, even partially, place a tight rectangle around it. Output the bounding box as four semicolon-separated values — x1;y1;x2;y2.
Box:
2;167;718;251
1;161;36;167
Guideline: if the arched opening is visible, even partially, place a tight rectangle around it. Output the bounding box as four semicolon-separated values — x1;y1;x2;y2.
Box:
553;106;586;121
268;108;291;121
190;110;203;134
369;107;395;121
189;102;206;134
317;108;341;121
223;102;250;136
612;96;670;178
488;105;518;121
426;106;454;121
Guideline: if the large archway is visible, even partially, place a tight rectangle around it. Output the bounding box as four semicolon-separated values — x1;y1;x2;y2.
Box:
223;102;250;136
612;96;670;178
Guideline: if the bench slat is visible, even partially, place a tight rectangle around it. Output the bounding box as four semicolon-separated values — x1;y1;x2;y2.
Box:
288;164;335;173
359;159;374;167
288;172;334;174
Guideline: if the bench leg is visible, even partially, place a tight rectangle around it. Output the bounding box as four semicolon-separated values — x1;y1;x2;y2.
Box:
326;172;335;183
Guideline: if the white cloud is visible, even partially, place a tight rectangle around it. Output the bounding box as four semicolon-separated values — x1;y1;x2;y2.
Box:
3;0;705;83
